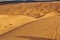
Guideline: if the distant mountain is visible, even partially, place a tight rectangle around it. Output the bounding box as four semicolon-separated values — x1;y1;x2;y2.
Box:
0;0;59;5
0;1;36;5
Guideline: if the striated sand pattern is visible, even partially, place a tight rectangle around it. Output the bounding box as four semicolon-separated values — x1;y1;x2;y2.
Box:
0;2;60;18
0;2;60;40
0;16;60;40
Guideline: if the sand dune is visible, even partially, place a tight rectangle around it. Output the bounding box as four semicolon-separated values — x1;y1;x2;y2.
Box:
0;16;60;40
0;2;60;18
0;15;36;35
0;2;60;40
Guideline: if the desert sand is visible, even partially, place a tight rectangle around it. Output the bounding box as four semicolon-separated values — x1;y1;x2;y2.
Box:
0;2;60;40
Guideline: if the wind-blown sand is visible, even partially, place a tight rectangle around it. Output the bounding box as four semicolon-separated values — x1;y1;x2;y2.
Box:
0;2;60;18
0;16;60;40
0;2;60;40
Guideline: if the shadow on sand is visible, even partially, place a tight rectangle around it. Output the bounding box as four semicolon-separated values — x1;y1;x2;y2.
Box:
16;36;56;40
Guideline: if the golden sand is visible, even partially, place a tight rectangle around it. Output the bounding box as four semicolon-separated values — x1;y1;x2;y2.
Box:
0;2;60;40
0;2;60;18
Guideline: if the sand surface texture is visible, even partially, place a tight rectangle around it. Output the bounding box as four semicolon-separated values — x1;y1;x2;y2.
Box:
0;16;60;40
0;2;60;40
